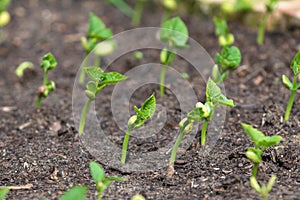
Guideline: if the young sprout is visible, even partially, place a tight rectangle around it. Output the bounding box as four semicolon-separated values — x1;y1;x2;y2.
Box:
59;161;124;200
59;186;88;200
167;78;234;175
79;66;127;135
212;45;241;84
0;187;9;200
121;93;156;164
159;17;189;95
0;0;11;27
15;61;34;77
89;161;124;200
282;51;300;121
36;53;57;108
241;123;282;200
80;12;113;83
213;17;234;47
257;0;278;45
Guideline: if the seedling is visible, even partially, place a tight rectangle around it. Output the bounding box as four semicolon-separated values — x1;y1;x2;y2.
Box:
121;93;156;164
80;12;113;83
159;17;189;95
168;78;234;175
257;0;278;45
213;17;234;47
15;61;34;77
59;186;88;200
36;53;57;108
0;187;9;200
79;66;127;135
0;0;11;27
59;161;124;200
89;161;124;200
212;45;241;84
241;123;282;200
221;0;253;16
282;51;300;121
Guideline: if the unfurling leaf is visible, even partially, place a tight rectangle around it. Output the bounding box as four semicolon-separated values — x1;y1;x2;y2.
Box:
160;17;189;48
140;93;156;120
84;67;104;82
187;107;204;122
206;78;221;100
41;53;57;72
241;123;265;147
257;135;282;148
88;12;112;40
100;72;128;85
213;17;229;36
290;51;300;76
214;94;234;107
216;46;241;69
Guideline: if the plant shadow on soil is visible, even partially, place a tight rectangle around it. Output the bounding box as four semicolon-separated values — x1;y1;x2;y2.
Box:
0;0;299;199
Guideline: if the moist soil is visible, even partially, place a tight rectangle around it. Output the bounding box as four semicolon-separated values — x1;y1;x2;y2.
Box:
0;0;300;199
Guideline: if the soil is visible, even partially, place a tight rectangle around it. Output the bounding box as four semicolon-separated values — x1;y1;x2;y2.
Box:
0;0;300;199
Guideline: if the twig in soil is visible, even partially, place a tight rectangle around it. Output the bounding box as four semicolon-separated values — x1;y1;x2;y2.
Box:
0;183;33;190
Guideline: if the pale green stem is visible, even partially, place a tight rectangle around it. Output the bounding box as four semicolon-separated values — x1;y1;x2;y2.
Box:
160;64;167;95
94;55;101;68
79;99;92;135
257;13;267;45
132;0;145;26
121;128;132;164
252;163;259;178
201;119;209;146
43;70;48;85
79;53;89;84
284;76;297;121
169;129;185;164
36;96;42;108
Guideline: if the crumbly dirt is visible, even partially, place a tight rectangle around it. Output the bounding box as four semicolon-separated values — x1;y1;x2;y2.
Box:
0;0;299;199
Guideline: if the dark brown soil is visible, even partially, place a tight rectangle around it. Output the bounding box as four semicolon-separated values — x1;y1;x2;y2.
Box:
0;0;299;199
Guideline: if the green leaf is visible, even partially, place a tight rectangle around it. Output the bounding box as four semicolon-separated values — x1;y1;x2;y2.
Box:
89;161;105;184
241;123;265;147
214;94;234;107
219;71;229;83
213;17;229;36
0;0;10;12
84;67;104;82
88;12;112;40
206;78;221;101
0;187;9;200
187;107;204;122
160;17;189;48
282;75;293;90
246;147;262;164
139;93;156;120
216;46;241;69
211;64;220;82
257;135;282;148
106;0;134;18
290;51;300;76
41;53;57;72
100;72;128;85
59;186;88;200
266;0;278;12
15;61;34;77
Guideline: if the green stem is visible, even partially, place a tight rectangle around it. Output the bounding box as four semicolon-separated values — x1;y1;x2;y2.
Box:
252;163;259;178
79;53;89;84
121;128;131;164
201;119;209;146
79;98;92;135
132;0;145;26
161;10;171;24
43;70;48;85
36;96;42;108
160;64;167;95
169;129;185;164
284;76;297;121
97;191;102;200
257;13;267;45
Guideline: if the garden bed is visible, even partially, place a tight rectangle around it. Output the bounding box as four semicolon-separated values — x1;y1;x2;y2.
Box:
0;0;299;199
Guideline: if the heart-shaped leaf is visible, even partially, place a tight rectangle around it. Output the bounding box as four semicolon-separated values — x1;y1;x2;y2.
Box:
41;53;57;72
84;67;104;82
100;72;127;85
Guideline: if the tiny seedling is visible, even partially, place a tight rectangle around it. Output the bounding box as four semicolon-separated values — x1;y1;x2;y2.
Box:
159;17;189;95
213;17;234;47
0;187;9;200
121;93;156;164
79;66;127;135
133;51;143;60
0;0;11;27
89;161;124;200
36;53;57;108
15;61;34;77
80;12;113;83
241;123;282;200
257;0;278;45
59;186;88;200
168;78;234;175
282;51;300;121
212;45;241;84
59;161;124;200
